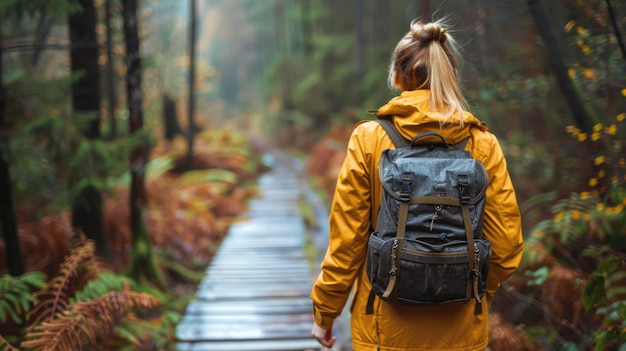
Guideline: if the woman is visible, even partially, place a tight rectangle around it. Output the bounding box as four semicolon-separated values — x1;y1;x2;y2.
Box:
310;19;524;351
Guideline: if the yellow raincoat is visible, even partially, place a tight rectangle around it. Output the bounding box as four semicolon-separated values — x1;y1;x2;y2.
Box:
311;90;524;351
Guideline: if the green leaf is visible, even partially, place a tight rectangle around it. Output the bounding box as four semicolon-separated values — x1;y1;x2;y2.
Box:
597;257;624;275
584;274;607;311
525;267;549;286
0;300;8;323
594;330;607;351
617;303;626;320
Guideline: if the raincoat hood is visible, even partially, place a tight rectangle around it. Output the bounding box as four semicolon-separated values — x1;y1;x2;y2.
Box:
377;89;487;145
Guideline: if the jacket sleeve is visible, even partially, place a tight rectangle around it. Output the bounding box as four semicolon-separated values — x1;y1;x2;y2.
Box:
310;124;373;328
477;133;524;300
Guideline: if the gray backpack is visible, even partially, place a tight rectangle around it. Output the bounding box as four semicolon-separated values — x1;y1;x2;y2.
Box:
366;117;491;315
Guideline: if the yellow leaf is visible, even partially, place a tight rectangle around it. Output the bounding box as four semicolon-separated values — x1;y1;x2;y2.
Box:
593;123;602;132
589;178;598;187
568;69;575;78
618;112;626;121
572;210;581;220
594;156;605;165
583;69;596;79
596;203;605;212
577;133;587;142
577;26;584;35
582;46;591;55
554;212;564;222
606;124;617;135
591;132;600;141
598;169;605;179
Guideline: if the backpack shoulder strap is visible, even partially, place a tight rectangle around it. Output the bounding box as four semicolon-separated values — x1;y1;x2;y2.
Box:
376;116;411;148
455;137;470;151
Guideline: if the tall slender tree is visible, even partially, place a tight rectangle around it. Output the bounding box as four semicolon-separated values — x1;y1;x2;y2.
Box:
184;0;197;171
0;46;23;276
122;0;166;287
105;0;118;139
528;0;594;133
68;0;112;260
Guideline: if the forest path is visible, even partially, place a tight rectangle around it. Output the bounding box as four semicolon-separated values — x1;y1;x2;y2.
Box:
174;152;332;351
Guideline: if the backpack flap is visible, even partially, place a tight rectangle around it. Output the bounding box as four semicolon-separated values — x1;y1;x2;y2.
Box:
377;147;488;241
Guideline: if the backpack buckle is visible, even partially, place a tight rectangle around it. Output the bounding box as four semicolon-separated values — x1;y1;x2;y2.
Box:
458;175;470;204
399;172;412;202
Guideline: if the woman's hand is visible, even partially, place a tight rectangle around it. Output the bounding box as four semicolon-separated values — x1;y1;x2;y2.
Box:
311;323;336;348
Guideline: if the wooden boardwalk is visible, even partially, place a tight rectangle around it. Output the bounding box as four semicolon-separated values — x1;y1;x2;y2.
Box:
175;159;327;351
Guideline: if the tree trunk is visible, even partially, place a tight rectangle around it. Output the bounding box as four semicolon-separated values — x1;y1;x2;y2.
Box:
185;0;197;171
354;0;364;82
105;0;118;139
162;94;182;140
421;0;430;19
122;0;166;288
0;49;23;276
68;0;113;260
606;0;626;61
528;0;594;133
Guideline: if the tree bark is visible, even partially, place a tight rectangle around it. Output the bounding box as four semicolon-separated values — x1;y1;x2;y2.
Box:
185;0;197;171
605;0;626;61
421;0;430;19
162;94;182;140
0;47;23;276
528;0;594;133
354;0;364;82
122;0;166;287
68;0;112;260
105;0;118;139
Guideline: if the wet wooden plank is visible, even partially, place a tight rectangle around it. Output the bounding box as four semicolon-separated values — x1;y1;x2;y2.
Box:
176;339;320;351
176;321;312;341
183;297;312;315
177;312;312;325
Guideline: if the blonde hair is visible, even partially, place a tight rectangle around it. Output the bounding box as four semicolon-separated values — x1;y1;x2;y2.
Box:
388;19;467;125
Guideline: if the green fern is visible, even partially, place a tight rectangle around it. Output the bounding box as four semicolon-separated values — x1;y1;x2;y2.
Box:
0;272;46;324
71;273;135;303
583;250;626;351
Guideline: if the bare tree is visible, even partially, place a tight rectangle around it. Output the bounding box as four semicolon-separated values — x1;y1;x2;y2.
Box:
528;0;594;133
0;46;23;276
184;0;197;171
122;0;166;287
105;0;118;139
68;0;112;260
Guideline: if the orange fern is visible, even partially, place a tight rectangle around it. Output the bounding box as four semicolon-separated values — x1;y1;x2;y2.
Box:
27;237;105;330
21;291;160;351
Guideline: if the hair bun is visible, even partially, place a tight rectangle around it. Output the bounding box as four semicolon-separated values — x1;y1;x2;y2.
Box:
410;22;447;43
